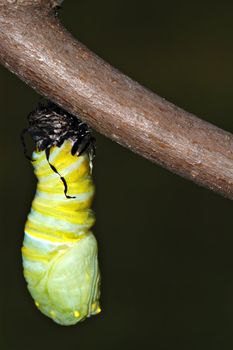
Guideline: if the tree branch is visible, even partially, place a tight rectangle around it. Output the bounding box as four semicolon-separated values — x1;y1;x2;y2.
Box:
0;1;233;199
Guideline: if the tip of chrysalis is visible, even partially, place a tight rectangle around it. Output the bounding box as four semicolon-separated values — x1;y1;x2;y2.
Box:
91;302;101;315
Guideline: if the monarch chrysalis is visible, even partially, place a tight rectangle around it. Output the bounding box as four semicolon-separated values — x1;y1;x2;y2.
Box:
21;103;101;326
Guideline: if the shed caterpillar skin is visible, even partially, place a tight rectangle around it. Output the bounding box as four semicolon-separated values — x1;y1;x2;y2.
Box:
21;104;101;326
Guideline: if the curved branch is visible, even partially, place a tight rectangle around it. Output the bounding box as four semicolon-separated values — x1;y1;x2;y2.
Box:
0;2;233;199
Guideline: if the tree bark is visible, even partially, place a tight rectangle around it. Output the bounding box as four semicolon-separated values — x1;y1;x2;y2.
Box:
0;1;233;199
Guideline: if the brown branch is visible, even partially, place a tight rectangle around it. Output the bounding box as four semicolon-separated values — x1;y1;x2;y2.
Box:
0;1;233;199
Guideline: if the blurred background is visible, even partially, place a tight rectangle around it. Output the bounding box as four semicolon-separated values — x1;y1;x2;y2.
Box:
1;0;233;349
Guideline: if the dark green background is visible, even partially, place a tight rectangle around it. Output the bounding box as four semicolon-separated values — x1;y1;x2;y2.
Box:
1;0;233;349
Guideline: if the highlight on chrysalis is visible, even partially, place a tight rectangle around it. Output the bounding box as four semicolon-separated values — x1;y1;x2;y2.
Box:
21;102;101;326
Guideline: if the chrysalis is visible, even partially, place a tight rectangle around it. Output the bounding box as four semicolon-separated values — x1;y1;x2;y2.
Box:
21;103;101;326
